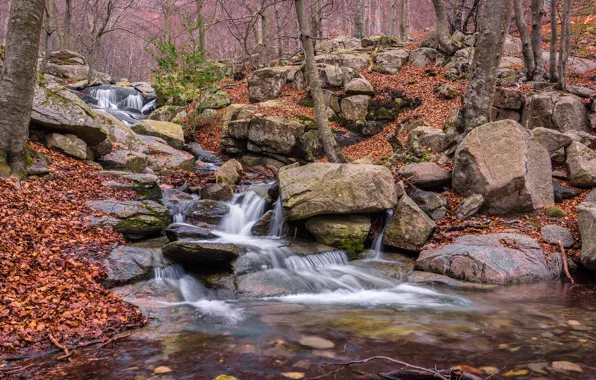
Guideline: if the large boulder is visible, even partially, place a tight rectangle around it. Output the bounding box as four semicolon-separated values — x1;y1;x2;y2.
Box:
95;110;147;153
184;199;231;226
522;92;590;133
344;78;375;96
131;120;184;149
577;190;596;271
101;247;160;287
46;133;89;160
163;241;240;267
87;200;171;240
373;49;409;74
247;67;290;103
453;120;554;215
398;163;452;189
416;233;563;283
305;215;371;256
44;50;89;80
494;87;524;110
165;223;216;241
97;147;148;173
197;90;230;110
409;189;447;221
31;81;110;155
317;64;355;88
98;171;161;200
215;159;242;186
315;36;361;54
408;126;447;153
409;48;438;67
247;116;306;155
383;195;435;251
279;163;397;220
565;141;596;188
315;51;370;71
341;95;371;123
139;135;195;173
532;127;573;154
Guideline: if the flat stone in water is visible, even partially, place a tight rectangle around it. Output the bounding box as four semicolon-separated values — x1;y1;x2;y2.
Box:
298;336;335;349
551;361;583;373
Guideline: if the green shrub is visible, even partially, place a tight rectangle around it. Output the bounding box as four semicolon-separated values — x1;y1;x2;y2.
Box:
545;207;567;218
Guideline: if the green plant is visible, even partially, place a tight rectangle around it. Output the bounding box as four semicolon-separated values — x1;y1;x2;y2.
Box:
545;207;568;218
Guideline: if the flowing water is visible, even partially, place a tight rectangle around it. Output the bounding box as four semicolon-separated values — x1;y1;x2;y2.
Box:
82;85;151;124
40;187;596;379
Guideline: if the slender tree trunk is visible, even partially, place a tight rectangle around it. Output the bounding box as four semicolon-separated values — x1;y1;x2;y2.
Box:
275;3;283;60
431;0;456;55
558;0;571;90
550;0;558;82
400;0;409;41
0;0;45;178
386;0;395;36
459;0;513;133
196;0;206;52
64;0;72;49
364;0;370;36
453;0;464;32
164;0;174;43
294;0;343;163
354;0;364;38
261;2;272;65
396;0;403;38
530;0;544;78
514;0;536;79
87;36;101;83
313;0;323;39
40;0;52;75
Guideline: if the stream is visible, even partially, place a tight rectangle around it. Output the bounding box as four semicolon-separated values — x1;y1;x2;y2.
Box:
44;185;596;379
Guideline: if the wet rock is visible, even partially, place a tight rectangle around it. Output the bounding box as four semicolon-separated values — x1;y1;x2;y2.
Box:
409;48;438;66
279;163;397;220
200;183;233;201
522;92;590;133
251;210;273;236
164;223;216;241
453;120;554;215
398;163;452;189
567;142;596;188
163;241;240;267
552;181;579;203
97;148;148;173
131;120;184;149
140;135;195;173
541;225;573;248
344;78;375;96
87;200;171;240
32;81;110;154
186;142;223;164
577;190;596;271
215;159;242;186
101;246;160;287
352;253;415;280
409;189;447;221
455;194;484;220
550;361;583;373
46;133;89;160
305;215;371;256
184;199;230;227
407;271;497;289
416;233;563;283
383;195;435;251
531;127;573;154
247;67;290;103
373;49;409;74
298;336;334;349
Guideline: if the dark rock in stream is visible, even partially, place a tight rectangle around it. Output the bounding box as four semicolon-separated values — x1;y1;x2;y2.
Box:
184;199;230;226
165;223;217;242
163;241;241;267
250;210;273;236
101;246;162;288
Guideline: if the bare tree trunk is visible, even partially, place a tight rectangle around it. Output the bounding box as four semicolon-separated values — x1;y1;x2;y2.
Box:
453;0;464;32
550;0;558;82
196;0;206;52
396;0;403;38
274;2;283;60
431;0;456;55
63;0;72;49
163;0;174;43
313;0;323;39
400;0;409;40
87;37;101;83
261;1;272;65
354;0;364;38
40;0;52;75
0;0;45;178
530;0;544;78
459;0;513;133
514;0;536;79
364;0;370;36
558;0;571;90
294;0;343;163
386;0;395;36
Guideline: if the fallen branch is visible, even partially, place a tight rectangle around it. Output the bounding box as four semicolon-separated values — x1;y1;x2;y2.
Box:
323;356;445;379
441;221;491;232
48;333;70;361
0;363;35;374
98;333;131;348
559;241;575;285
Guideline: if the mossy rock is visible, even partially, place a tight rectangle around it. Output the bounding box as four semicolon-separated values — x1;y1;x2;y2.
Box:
545;207;568;218
305;215;372;258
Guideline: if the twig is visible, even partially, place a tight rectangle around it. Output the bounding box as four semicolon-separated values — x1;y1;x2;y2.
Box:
98;333;131;348
0;363;35;374
49;333;71;361
559;241;575;285
310;367;346;379
441;221;491;232
323;356;445;379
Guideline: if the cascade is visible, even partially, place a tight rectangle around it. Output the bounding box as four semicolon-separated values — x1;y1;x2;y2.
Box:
370;209;394;260
83;85;149;123
267;197;284;237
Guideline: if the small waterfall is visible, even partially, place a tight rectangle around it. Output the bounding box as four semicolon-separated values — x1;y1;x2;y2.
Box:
219;191;267;235
83;85;149;123
267;197;284;237
88;87;119;109
371;209;394;260
285;251;348;271
141;99;157;114
118;93;144;110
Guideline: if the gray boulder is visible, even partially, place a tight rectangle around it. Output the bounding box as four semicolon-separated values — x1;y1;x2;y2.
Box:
409;48;438;67
435;83;459;100
315;36;362;54
341;95;371;123
315;51;370;71
553;181;579;203
32;81;110;155
493;87;524;110
95;110;147;153
344;78;375;96
44;50;88;80
87;200;171;240
97;147;148;173
577;190;596;271
165;223;216;242
455;194;484;220
373;49;409;74
305;215;371;257
383;195;435;251
101;247;160;287
565;130;596;149
541;225;574;248
215;159;242;185
200;183;233;201
279;163;397;220
163;241;240;267
98;171;161;200
247;67;289;103
131;120;184;149
408;126;447;153
453;120;554;215
398;163;452;189
522;92;590;133
317;64;355;88
46;133;89;160
416;233;563;283
247;116;306;155
140;135;195;173
409;189;447;221
532;127;573;154
565;141;596;188
184;199;230;226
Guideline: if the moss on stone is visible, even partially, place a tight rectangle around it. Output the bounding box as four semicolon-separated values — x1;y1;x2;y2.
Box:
298;98;314;108
545;207;567;218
